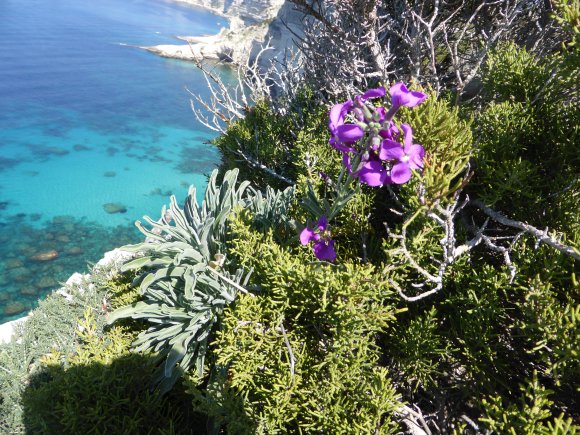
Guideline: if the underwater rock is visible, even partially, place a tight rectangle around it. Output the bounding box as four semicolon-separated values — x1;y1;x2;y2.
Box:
19;287;38;296
46;147;69;156
30;250;59;261
104;171;116;177
103;202;127;214
5;259;24;269
12;272;29;283
149;187;173;197
3;301;27;316
73;144;91;151
56;234;70;243
53;215;75;225
65;246;83;255
37;276;58;289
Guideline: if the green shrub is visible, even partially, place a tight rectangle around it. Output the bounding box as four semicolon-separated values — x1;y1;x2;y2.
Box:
190;215;401;433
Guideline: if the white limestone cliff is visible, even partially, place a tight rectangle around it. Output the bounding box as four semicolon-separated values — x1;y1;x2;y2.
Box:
146;0;303;69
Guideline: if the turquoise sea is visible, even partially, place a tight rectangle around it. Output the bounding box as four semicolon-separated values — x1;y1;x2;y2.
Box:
0;0;229;321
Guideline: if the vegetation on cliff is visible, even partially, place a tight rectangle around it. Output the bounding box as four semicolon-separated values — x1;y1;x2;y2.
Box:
0;0;578;433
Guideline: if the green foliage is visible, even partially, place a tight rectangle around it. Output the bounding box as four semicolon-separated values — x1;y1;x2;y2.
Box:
108;169;253;394
480;372;577;434
552;0;580;49
0;268;112;433
475;42;579;232
385;307;450;392
189;215;402;433
214;88;329;189
398;91;473;207
4;21;579;434
23;309;199;434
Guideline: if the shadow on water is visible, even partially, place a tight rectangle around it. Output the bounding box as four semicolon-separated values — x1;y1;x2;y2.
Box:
0;215;141;323
22;353;208;434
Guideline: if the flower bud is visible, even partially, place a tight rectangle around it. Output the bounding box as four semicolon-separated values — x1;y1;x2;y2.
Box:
362;105;373;122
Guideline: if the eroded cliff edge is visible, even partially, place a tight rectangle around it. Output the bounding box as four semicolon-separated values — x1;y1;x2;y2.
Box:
145;0;302;68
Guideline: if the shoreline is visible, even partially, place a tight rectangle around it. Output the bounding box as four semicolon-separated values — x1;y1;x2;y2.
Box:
0;248;133;344
143;0;291;67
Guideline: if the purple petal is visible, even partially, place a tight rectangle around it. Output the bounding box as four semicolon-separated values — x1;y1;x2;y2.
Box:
300;227;320;245
362;86;386;100
313;239;336;262
330;137;356;153
376;107;386;123
379;140;405;161
336;124;365;143
407;144;425;169
389;82;408;109
390;162;412;184
379;121;399;140
316;215;328;232
356;158;388;186
390;82;427;109
329;101;353;132
400;123;413;150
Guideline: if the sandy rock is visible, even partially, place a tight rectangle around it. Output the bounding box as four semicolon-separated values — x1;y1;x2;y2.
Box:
0;315;29;344
30;250;59;261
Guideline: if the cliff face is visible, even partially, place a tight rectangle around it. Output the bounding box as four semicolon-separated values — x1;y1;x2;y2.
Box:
179;0;286;27
148;0;304;71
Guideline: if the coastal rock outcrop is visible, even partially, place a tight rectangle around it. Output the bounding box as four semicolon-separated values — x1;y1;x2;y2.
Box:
146;0;303;70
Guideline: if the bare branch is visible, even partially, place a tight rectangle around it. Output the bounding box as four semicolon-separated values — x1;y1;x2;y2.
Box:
472;200;580;260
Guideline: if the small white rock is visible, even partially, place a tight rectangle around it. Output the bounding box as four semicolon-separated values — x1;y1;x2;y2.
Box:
96;248;134;269
66;272;90;287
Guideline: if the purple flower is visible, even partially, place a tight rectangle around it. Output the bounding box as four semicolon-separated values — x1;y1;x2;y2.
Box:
379;120;399;140
335;124;365;144
300;215;337;262
361;86;386;100
343;152;391;186
356;153;391;186
390;83;428;109
329;100;353;133
379;124;424;184
313;239;336;262
329;100;361;152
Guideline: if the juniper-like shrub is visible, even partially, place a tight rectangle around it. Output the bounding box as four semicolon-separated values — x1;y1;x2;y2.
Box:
5;4;576;434
180;64;576;431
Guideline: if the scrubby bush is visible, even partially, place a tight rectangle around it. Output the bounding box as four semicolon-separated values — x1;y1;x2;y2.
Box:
1;2;577;433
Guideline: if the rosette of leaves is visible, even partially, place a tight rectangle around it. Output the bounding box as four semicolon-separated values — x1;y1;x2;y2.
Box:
108;169;253;394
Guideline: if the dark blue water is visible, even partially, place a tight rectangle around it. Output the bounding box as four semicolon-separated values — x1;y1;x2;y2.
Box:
0;0;230;320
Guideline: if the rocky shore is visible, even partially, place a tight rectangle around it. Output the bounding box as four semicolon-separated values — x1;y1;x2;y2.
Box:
145;0;302;69
0;248;133;344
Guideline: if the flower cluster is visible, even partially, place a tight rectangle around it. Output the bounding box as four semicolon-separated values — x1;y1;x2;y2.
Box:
328;83;427;186
300;216;336;262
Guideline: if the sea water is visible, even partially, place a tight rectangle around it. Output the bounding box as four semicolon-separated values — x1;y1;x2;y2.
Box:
0;0;231;321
